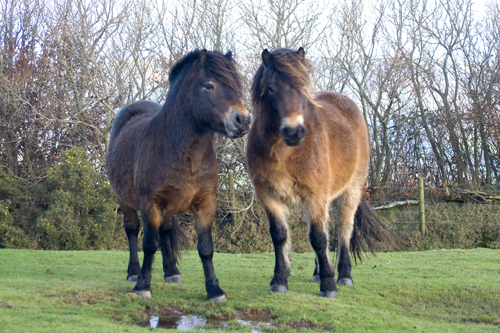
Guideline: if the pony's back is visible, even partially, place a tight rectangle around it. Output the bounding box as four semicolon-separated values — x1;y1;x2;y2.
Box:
109;101;162;142
314;91;370;172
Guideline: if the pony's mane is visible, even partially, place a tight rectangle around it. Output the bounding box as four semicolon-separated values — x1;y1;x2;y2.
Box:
168;49;243;100
251;48;314;107
205;51;244;98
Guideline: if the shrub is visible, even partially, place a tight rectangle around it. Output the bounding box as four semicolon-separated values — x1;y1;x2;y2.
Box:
0;200;31;248
0;168;31;248
36;147;122;250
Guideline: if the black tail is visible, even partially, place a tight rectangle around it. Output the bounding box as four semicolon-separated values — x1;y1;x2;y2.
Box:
349;198;396;263
169;216;191;263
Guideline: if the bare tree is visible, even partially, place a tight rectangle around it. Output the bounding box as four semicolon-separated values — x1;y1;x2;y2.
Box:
239;0;328;50
321;0;408;186
460;2;500;184
417;0;474;185
0;0;46;178
394;0;451;186
1;0;499;212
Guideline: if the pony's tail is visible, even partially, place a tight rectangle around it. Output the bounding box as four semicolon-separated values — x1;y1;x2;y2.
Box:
169;216;191;263
350;198;397;263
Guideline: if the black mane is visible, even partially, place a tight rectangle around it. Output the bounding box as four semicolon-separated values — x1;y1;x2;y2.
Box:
166;50;243;104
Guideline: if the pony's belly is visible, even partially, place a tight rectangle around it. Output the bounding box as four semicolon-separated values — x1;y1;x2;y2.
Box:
107;171;141;210
262;173;302;205
155;183;211;215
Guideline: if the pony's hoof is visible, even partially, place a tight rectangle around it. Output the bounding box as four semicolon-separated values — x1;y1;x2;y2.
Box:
208;294;226;303
319;291;337;299
165;275;182;283
337;278;353;286
270;285;287;293
127;275;138;282
134;290;152;298
312;275;320;282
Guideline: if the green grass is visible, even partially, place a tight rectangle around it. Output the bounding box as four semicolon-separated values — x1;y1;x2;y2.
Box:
0;248;499;332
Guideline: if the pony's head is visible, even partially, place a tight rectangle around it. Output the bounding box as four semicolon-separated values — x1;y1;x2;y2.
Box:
251;47;313;146
168;49;251;138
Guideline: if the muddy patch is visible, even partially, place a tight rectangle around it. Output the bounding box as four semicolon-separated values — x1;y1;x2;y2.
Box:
44;291;116;306
289;318;331;331
140;306;273;331
460;317;500;326
0;301;12;308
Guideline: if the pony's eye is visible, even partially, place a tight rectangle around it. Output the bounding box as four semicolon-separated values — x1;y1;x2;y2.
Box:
267;86;274;94
204;83;214;91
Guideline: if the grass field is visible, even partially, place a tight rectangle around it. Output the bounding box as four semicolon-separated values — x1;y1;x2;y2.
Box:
0;248;499;332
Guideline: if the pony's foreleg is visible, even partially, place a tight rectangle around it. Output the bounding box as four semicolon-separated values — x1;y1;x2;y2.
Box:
159;216;182;283
132;201;161;298
122;206;141;282
312;255;320;282
262;197;290;293
306;201;336;298
193;200;226;302
336;188;362;286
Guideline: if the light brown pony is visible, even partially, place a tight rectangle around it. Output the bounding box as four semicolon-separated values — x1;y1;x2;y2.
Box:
246;47;389;298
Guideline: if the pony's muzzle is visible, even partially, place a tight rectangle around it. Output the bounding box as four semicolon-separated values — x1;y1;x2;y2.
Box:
280;114;306;146
225;109;251;138
280;124;306;146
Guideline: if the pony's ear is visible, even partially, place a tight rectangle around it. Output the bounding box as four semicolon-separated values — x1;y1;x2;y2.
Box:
225;51;233;61
262;49;271;66
296;47;305;61
197;49;207;69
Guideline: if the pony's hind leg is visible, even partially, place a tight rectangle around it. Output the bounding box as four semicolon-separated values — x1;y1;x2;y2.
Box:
306;200;336;298
159;216;180;283
133;200;162;298
122;206;141;282
336;186;363;286
159;216;188;283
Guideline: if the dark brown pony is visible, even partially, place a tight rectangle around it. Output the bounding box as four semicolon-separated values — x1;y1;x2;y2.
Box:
246;47;389;298
106;49;250;301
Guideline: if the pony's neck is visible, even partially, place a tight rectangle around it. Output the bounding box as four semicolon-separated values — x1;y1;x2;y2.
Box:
253;106;289;158
152;102;214;161
254;103;281;138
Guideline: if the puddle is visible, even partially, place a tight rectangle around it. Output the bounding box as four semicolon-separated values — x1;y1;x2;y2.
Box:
236;319;273;332
140;306;273;331
148;314;207;330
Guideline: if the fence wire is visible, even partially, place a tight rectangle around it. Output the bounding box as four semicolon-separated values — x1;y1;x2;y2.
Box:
212;185;500;229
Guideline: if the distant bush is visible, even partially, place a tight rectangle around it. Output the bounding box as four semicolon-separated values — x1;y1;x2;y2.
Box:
0;200;31;249
209;199;500;254
379;202;500;251
35;147;122;250
0;168;31;248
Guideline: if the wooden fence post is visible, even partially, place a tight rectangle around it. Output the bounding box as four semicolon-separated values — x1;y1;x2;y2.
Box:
228;172;240;222
228;172;235;211
418;177;426;235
